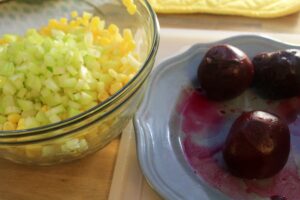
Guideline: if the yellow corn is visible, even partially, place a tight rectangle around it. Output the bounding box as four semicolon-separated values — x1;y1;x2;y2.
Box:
17;118;25;130
108;24;119;34
41;105;48;112
71;11;78;18
122;0;137;15
25;145;42;159
109;82;123;95
98;91;110;102
3;121;16;131
8;113;21;124
60;17;68;24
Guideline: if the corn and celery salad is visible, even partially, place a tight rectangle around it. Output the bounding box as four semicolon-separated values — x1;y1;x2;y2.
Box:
0;12;140;131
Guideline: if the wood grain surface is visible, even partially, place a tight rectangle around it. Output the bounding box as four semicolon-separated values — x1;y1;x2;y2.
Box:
0;139;119;200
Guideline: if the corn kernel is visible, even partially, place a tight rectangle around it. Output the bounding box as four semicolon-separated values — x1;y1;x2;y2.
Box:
8;113;21;124
71;11;78;18
82;18;89;27
122;0;137;15
3;121;16;131
123;29;133;41
98;91;110;102
108;24;119;34
49;19;59;27
59;113;67;120
41;105;48;112
108;69;118;79
99;38;111;46
116;74;128;84
91;17;101;27
83;12;92;20
127;5;137;15
0;39;8;45
17;118;25;130
8;147;25;157
109;82;123;95
25;145;42;159
129;74;135;79
85;127;101;147
96;82;105;93
60;17;68;24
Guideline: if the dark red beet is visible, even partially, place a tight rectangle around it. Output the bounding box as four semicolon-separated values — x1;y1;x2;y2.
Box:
198;45;254;101
271;195;287;200
223;111;290;179
252;49;300;99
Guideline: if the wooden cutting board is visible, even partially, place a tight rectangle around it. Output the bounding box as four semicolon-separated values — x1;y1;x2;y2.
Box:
0;139;119;200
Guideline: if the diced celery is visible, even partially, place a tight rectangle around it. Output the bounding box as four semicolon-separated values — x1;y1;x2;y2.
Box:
44;54;56;67
44;78;59;92
22;110;37;118
5;106;21;114
51;30;65;39
68;101;81;109
80;92;93;105
3;34;18;43
35;111;49;124
17;99;34;111
84;32;93;45
128;53;141;69
24;117;40;129
27;62;41;75
0;12;140;130
0;76;7;88
48;114;61;123
57;76;77;88
68;107;81;118
0;62;15;76
76;79;90;91
79;139;89;151
42;145;59;157
0;115;6;124
3;82;16;95
66;66;78;76
46;105;65;116
0;105;4;114
2;95;16;107
25;74;42;92
61;138;81;153
53;67;66;75
34;103;42;110
9;74;24;89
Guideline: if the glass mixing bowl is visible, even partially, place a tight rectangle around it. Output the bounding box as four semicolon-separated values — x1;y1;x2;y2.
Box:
0;0;159;165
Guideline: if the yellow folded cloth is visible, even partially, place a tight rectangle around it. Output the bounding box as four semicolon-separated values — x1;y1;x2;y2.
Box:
148;0;300;18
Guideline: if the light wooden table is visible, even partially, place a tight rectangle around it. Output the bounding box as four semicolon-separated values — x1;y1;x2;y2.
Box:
0;139;120;200
1;12;300;200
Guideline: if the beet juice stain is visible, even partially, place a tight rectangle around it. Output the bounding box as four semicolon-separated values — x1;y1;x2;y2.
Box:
176;88;300;200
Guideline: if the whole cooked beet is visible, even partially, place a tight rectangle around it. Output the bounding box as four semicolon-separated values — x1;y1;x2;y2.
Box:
223;111;290;179
198;45;254;101
252;49;300;99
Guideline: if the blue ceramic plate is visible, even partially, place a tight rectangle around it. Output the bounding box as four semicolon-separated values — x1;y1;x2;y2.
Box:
134;35;300;200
